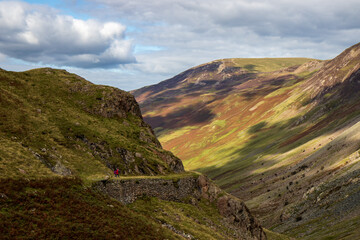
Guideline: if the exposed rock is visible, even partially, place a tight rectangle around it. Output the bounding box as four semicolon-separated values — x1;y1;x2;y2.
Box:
92;88;142;119
52;161;72;176
157;151;184;173
74;134;183;175
93;174;266;240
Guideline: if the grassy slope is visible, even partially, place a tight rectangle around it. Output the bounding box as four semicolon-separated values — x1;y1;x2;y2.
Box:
1;174;285;240
135;44;360;239
151;58;320;179
0;177;180;240
0;68;177;181
131;197;238;240
131;197;291;240
221;58;314;73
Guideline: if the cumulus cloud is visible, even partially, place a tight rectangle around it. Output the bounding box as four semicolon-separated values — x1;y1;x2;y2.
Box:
91;0;360;36
81;0;360;90
2;0;360;90
0;1;135;68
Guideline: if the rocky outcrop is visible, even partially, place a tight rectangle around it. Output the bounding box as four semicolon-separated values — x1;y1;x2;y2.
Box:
74;134;184;175
304;42;360;99
156;151;184;173
63;74;185;175
91;88;143;119
93;174;266;240
68;80;142;119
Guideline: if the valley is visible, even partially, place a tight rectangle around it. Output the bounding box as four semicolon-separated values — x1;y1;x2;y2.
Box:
3;41;360;239
0;67;267;239
133;42;360;239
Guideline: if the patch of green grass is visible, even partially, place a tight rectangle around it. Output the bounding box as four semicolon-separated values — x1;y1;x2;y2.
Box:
230;58;312;73
264;229;294;240
114;171;201;181
211;119;226;128
159;126;199;142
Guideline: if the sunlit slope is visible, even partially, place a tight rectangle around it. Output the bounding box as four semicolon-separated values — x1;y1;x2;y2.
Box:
0;68;183;181
133;57;320;180
133;42;360;238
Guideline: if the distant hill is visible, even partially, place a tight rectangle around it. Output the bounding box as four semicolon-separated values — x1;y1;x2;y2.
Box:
133;42;360;239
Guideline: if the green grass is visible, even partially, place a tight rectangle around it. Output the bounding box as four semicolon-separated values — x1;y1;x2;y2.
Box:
107;171;201;182
264;229;294;240
229;58;312;73
159;125;199;142
0;68;179;180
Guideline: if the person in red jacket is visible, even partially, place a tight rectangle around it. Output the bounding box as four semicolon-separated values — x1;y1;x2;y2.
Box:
115;168;119;177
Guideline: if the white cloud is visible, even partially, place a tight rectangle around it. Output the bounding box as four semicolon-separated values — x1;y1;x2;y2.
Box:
2;0;360;91
80;0;360;89
0;1;135;68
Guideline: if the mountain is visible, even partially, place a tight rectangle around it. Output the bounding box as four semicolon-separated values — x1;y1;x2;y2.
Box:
132;42;360;239
0;68;269;239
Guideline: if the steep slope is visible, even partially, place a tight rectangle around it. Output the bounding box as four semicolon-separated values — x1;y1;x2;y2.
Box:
0;68;268;240
0;68;183;180
133;42;360;238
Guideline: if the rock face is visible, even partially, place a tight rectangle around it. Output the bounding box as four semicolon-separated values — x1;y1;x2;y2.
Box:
304;42;360;100
93;174;266;240
92;88;143;119
74;134;184;175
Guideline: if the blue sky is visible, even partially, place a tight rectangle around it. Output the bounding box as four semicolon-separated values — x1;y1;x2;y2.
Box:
1;0;360;90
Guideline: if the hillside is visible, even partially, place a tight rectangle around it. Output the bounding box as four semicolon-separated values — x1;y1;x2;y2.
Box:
133;42;360;239
0;68;269;239
0;67;184;180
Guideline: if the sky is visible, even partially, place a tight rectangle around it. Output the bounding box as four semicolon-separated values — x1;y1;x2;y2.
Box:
0;0;360;91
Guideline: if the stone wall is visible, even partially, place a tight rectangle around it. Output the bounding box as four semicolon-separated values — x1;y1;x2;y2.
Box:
94;176;200;204
93;174;266;240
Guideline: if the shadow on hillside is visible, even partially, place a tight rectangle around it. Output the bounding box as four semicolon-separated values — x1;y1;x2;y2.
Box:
244;64;257;72
196;97;360;185
192;68;360;201
144;102;216;130
142;96;181;108
238;75;292;101
303;68;360;106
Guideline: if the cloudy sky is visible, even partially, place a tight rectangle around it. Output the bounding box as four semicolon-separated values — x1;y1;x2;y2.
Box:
0;0;359;90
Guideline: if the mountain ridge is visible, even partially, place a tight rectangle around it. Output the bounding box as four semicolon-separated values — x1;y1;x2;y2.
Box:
133;42;360;239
